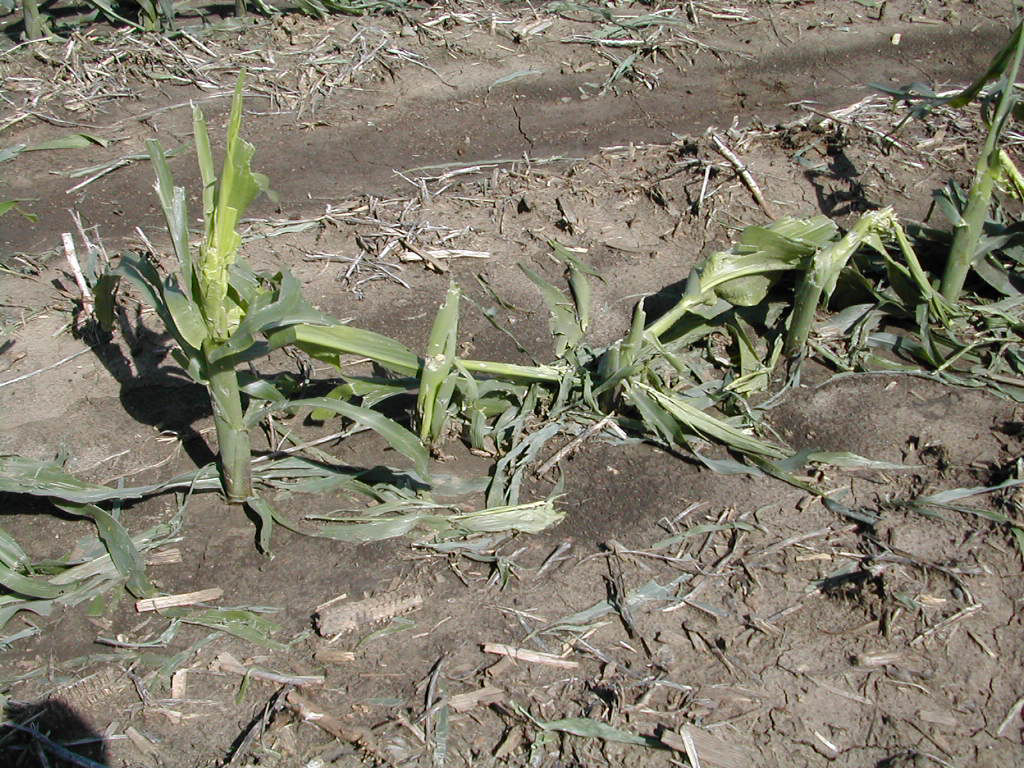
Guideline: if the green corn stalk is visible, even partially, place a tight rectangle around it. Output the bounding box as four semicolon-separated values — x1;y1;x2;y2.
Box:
22;0;45;39
418;283;460;443
941;22;1024;301
784;208;897;358
101;75;329;503
645;215;839;341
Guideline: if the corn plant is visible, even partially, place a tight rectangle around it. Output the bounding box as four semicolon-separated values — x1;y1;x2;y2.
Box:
940;23;1024;301
21;0;44;38
877;22;1024;303
101;76;330;503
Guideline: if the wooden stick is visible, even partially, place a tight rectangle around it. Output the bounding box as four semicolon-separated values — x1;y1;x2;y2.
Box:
135;588;223;612
286;691;392;766
212;652;324;687
708;131;774;218
448;685;505;713
481;643;579;668
62;232;95;318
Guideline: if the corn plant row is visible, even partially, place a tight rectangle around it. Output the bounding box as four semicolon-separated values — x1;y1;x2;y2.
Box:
17;0;411;40
1;25;1022;631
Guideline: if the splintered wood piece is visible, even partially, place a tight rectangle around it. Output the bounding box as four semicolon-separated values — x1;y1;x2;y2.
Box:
315;647;357;664
286;691;393;766
448;685;505;713
212;652;324;687
135;588;223;612
481;643;579;668
315;592;423;637
708;130;773;218
147;548;182;566
660;726;754;768
170;670;187;700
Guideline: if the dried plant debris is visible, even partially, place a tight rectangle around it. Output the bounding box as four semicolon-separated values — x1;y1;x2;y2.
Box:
315;590;424;636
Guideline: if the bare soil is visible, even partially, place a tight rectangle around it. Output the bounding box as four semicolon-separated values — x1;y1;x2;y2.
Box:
1;2;1023;767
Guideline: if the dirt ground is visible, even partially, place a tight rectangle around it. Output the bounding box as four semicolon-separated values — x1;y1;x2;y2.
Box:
2;1;1024;767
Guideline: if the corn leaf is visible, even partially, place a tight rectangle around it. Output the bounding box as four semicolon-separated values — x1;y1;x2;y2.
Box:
24;133;110;152
0;454;221;504
278;397;430;480
635;382;788;458
316;499;563;543
0;527;28;571
873;22;1024;113
206;271;332;368
168;606;287;650
536;717;658;747
146;139;192;281
418;283;460;442
0;567;69;600
51;501;154;598
521;263;583;356
109;252;203;357
193;103;216;238
550;241;598;334
273;323;421;376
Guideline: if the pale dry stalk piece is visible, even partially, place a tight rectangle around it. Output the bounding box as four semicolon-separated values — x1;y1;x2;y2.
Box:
50;547;181;586
212;652;324;688
681;727;702;768
910;603;983;647
708;130;774;217
996;695;1024;737
398;248;491;265
61;232;94;318
855;651;903;668
660;725;754;768
135;588;223;613
0;348;91;390
170;670;187;699
448;685;505;713
146;549;182;565
314;647;357;664
481;643;579;668
286;691;394;767
315;591;424;636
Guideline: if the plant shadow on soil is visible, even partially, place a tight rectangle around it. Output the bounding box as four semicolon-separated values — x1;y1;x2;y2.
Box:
2;698;109;767
85;313;218;470
802;139;876;219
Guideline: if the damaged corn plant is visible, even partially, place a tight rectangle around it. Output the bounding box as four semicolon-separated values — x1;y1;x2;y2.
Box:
1;19;1023;638
820;19;1024;398
99;75;336;504
285;22;1024;516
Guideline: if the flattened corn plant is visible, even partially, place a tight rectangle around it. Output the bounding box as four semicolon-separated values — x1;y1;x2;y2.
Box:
2;22;1023;632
